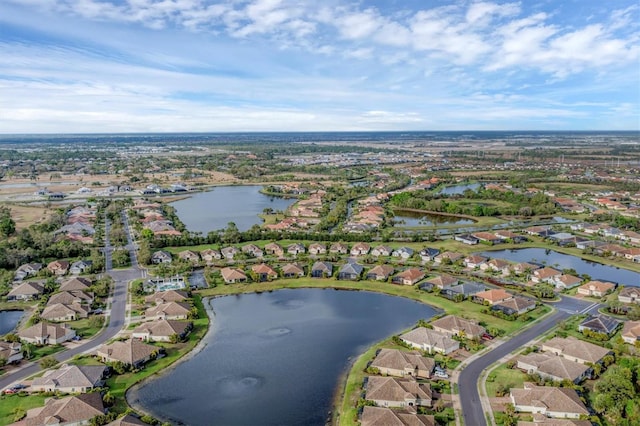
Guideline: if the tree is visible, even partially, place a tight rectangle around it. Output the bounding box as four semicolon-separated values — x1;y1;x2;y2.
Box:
39;356;58;369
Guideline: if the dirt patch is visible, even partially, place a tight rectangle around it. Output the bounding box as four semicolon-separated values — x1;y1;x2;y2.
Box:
7;204;53;230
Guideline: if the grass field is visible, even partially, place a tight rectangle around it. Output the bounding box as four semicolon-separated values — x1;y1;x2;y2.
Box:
485;363;526;397
0;394;48;426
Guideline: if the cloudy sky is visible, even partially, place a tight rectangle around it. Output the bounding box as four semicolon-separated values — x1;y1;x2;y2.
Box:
1;0;638;133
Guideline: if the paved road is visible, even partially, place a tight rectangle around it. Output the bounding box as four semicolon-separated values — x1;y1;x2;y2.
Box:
0;211;141;390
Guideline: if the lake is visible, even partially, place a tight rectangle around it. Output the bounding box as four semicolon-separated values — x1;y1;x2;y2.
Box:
171;186;295;233
394;210;476;227
438;182;481;195
129;289;438;426
0;310;23;335
479;248;639;286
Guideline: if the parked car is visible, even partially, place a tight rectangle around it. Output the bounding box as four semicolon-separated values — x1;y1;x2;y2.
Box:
435;371;449;379
482;333;494;340
11;384;27;390
2;388;17;395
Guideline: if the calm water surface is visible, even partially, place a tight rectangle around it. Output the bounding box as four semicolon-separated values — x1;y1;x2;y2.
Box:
394;211;476;227
479;248;639;286
0;310;23;335
130;289;437;426
437;182;481;195
171;185;294;232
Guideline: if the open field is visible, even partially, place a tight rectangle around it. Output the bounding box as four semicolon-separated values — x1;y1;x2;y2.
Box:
485;363;526;398
5;204;52;230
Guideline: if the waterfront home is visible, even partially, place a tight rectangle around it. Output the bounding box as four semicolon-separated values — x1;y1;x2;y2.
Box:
59;277;92;292
20;393;105;426
431;315;485;339
524;226;551;236
472;232;502;245
221;246;239;260
107;414;148;426
287;243;306;256
621;321;640;344
454;234;479;245
618;286;640;304
281;263;305;278
97;339;158;368
144;290;188;305
473;288;512;305
338;261;364;280
371;245;392;257
423;274;458;290
308;243;327;255
419;247;440;262
48;290;94;306
463;255;487;269
494;230;519;241
329;242;349;254
41;303;90;322
492;296;536;316
391;247;414;259
200;249;222;263
576;280;616;297
366;264;394;281
132;320;192;342
400;327;459;354
433;251;463;264
19;322;76;345
361;406;436;426
220;267;248;283
145;301;191;320
542;336;611;365
151;250;172;264
370;348;435;379
31;364;108;393
251;263;278;281
480;258;511;275
510;262;540;276
392;268;425;286
441;282;486;300
578;315;620;336
553;274;583;290
311;261;333;278
264;242;284;257
7;281;44;301
365;376;432;408
350;242;371;256
69;260;93;275
621;247;640;262
0;341;22;364
517;353;590;383
510;383;589;419
14;262;43;281
47;260;70;276
531;267;562;284
178;250;200;263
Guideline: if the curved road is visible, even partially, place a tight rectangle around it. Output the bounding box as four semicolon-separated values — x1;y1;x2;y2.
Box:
0;211;141;390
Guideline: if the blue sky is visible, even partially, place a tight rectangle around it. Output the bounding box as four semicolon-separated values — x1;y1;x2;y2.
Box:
0;0;638;133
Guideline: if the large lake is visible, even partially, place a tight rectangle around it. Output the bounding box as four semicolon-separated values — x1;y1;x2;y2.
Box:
0;310;23;335
480;248;639;286
129;289;438;426
394;210;476;227
171;186;295;233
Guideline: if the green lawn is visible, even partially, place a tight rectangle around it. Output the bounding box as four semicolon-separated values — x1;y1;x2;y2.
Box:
66;317;105;339
485;364;526;397
31;344;65;359
0;394;48;426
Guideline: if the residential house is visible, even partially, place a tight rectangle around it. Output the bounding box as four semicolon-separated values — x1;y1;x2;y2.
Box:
281;263;305;278
419;247;440;262
47;260;70;276
151;250;172;264
400;327;460;354
473;288;513;305
391;247;414;260
494;230;519;241
0;341;22;364
145;301;191;320
14;262;43;281
517;417;591;426
553;274;583;290
511;262;541;276
251;263;278;281
48;290;94;306
472;232;502;245
492;296;537;316
366;265;394;281
578;315;620;336
220;267;248;283
618;286;640;304
350;242;371;256
7;281;44;301
59;277;92;292
516;353;590;383
242;244;264;258
287;243;306;256
365;376;432;408
454;234;479;245
69;260;93;275
264;242;284;257
525;226;551;236
311;261;333;278
423;274;458;290
433;251;463;264
441;282;486;300
576;280;616;297
144;290;188;305
132;320;192;342
20;393;105;426
510;383;589;419
31;364;108;393
464;255;487;269
480;258;511;275
178;250;200;263
97;338;158;368
371;245;392;257
41;303;90;322
200;249;221;264
431;315;485;339
621;321;640;344
541;336;611;365
19;322;76;345
329;242;349;254
338;261;364;280
107;414;147;426
392;268;425;286
621;248;640;263
220;246;239;260
361;406;436;426
308;243;327;255
532;267;562;284
370;348;435;379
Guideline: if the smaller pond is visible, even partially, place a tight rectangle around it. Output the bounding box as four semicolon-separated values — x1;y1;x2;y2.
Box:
479;248;639;286
438;182;481;195
0;310;24;335
394;211;476;227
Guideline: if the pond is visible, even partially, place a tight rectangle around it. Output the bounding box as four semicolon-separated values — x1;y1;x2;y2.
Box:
437;182;481;195
0;310;23;335
394;210;476;227
171;185;295;233
129;289;438;426
479;248;639;286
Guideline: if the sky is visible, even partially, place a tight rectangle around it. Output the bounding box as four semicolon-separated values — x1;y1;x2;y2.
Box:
0;0;639;133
